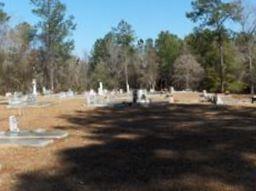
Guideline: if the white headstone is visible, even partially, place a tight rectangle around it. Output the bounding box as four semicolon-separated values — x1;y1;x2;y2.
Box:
89;89;96;96
42;86;52;95
27;94;37;105
203;90;208;98
43;86;46;94
170;86;175;94
32;79;37;96
98;82;104;96
137;89;149;103
59;92;66;99
5;92;12;97
86;89;96;105
169;95;174;104
126;84;130;93
67;89;74;97
9;116;20;133
216;94;224;105
103;89;108;95
150;89;155;93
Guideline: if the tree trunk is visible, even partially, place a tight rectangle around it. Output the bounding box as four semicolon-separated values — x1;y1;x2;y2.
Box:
249;54;254;94
152;81;156;91
50;68;54;91
185;70;189;90
219;43;224;93
124;63;129;93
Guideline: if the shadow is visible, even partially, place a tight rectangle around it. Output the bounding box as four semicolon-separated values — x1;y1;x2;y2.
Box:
15;103;256;191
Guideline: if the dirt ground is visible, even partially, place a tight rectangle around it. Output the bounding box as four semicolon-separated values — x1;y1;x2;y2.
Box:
0;92;256;191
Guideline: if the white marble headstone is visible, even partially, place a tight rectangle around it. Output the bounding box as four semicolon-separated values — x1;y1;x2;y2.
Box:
98;82;104;96
169;95;174;103
216;94;224;105
203;90;207;98
9;116;20;133
126;84;130;93
170;86;175;94
32;79;37;96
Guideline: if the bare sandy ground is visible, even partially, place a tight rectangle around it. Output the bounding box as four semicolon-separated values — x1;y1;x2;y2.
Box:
0;92;255;191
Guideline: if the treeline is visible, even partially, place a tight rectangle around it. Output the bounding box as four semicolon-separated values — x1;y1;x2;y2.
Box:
0;0;87;94
0;0;255;94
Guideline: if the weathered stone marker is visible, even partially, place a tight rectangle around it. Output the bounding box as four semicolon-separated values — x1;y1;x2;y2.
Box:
98;82;104;96
215;94;224;105
169;95;174;104
9;116;20;133
32;79;37;96
170;86;175;94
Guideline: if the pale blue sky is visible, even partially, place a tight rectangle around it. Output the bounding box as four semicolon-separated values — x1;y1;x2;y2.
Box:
2;0;253;57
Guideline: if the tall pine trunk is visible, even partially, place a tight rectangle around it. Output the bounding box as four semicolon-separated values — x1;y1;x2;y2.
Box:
249;53;254;94
219;40;225;93
50;67;54;91
124;62;129;93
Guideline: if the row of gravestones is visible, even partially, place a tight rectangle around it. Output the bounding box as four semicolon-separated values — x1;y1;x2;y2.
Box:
86;82;152;107
58;89;75;99
202;90;224;105
133;89;150;104
7;79;77;106
7;79;40;107
8;93;37;107
85;82;127;107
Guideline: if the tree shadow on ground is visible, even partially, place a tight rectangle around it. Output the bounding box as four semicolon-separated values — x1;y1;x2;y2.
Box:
15;103;256;191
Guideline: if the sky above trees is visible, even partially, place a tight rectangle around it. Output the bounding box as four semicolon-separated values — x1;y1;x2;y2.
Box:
2;0;253;57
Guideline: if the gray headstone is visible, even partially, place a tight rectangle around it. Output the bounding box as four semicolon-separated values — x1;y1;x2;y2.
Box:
66;89;74;97
27;94;37;105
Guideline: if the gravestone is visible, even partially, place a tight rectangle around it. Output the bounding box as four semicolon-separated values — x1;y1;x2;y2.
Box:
86;90;98;106
215;94;224;105
9;116;20;133
98;82;104;96
170;86;175;94
103;89;108;95
203;90;207;98
43;87;52;96
126;84;130;94
59;92;67;99
32;79;37;96
150;88;155;93
137;89;150;104
86;89;110;107
5;92;12;97
8;93;25;107
66;89;74;97
86;90;96;105
27;94;37;105
0;115;68;147
42;87;46;94
169;95;174;103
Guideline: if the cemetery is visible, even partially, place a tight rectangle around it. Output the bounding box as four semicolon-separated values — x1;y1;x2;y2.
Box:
0;0;256;190
0;86;255;190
